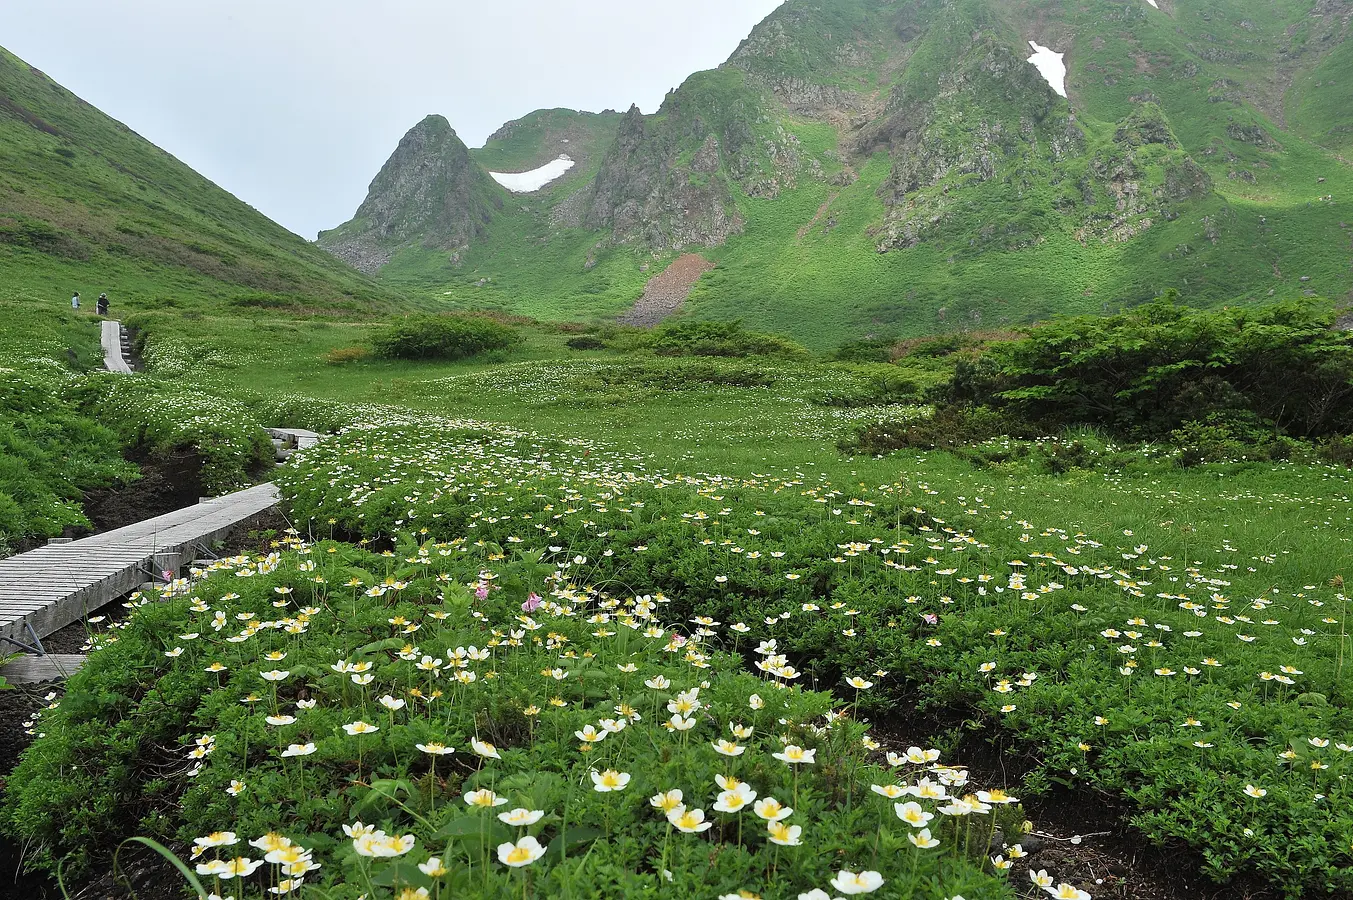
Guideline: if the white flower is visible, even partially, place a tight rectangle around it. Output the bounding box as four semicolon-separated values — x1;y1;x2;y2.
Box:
772;745;816;765
1046;885;1091;900
713;787;757;813
667;806;712;833
590;769;631;792
497;808;545;827
471;737;501;759
464;789;508;808
894;801;934;828
343;721;378;735
830;870;885;894
497;835;547;867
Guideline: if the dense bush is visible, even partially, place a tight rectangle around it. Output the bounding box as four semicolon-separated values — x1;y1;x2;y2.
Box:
372;315;519;361
812;366;919;408
0;378;133;548
564;334;608;351
831;337;894;363
840;404;1032;455
971;297;1353;440
1319;435;1353;467
644;320;808;360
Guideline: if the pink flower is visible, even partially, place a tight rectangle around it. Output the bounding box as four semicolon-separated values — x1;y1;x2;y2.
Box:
475;582;489;601
921;613;939;626
522;593;542;613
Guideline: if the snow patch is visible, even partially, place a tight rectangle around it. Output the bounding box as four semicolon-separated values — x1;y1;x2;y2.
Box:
1027;41;1068;98
490;155;576;193
1146;0;1159;7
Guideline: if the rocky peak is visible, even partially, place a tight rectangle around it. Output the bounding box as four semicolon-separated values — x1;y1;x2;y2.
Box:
317;115;502;274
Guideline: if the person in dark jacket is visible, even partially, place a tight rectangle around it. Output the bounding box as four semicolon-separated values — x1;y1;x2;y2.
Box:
96;293;109;316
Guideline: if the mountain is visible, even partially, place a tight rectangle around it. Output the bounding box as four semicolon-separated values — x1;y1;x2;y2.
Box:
317;115;506;275
0;46;390;313
323;0;1353;349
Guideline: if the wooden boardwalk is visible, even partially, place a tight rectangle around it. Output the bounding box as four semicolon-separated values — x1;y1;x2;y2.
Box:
101;319;132;374
0;483;281;654
0;322;317;680
2;655;87;685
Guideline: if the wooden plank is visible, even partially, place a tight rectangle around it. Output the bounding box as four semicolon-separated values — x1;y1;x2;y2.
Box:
0;482;280;643
1;654;88;684
101;321;132;374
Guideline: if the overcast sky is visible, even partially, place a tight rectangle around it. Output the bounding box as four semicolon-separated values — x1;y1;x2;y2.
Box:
4;0;784;238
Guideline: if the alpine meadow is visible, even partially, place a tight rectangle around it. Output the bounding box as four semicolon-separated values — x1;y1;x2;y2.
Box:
1;2;1352;900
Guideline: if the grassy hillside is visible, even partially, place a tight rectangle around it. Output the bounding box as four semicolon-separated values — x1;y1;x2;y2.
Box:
472;107;622;187
0;45;395;315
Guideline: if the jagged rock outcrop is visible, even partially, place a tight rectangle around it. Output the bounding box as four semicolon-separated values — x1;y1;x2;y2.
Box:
317;115;502;274
584;106;743;250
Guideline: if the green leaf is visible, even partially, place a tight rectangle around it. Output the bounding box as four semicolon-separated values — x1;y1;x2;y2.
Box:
370;861;434;889
434;815;513;847
117;837;209;899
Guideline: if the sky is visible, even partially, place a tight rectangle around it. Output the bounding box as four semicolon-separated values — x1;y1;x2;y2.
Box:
4;0;785;239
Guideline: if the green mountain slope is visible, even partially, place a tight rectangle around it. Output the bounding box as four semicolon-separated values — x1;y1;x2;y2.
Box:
0;46;391;314
322;0;1353;349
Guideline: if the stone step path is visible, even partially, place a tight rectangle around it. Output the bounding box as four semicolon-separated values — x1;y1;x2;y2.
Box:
0;482;281;659
101;319;132;373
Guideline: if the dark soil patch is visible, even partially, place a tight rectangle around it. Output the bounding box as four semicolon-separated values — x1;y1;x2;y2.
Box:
79;447;206;536
119;324;147;372
0;686;58;898
872;715;1276;900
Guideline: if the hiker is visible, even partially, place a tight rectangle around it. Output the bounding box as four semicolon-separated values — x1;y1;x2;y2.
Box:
71;291;80;310
96;293;109;316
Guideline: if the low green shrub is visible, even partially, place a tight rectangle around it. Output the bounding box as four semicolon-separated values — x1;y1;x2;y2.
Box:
644;320;809;360
1171;418;1303;468
372;315;520;361
0;369;135;549
1318;435;1353;467
840;405;1030;455
971;297;1353;440
565;335;608;351
811;368;919;408
831;337;894;363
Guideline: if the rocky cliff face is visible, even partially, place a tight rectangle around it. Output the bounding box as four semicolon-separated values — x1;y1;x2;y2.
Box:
583;105;744;250
318;115;502;274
